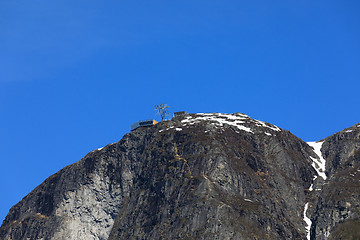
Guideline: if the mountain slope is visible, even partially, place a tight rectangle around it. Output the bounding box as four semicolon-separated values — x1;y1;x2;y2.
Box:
0;113;359;240
309;123;360;240
0;135;136;239
109;113;316;239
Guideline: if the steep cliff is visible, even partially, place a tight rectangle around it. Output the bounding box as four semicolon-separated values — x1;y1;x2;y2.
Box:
309;123;360;240
0;135;134;240
0;113;359;240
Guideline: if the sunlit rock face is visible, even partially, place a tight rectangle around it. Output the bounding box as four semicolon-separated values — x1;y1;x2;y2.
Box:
0;113;359;240
0;136;135;240
108;113;316;240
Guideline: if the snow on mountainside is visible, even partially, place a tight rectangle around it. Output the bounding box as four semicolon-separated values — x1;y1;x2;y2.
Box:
1;112;359;240
158;113;282;136
181;113;281;134
303;202;311;240
304;141;328;240
307;141;327;180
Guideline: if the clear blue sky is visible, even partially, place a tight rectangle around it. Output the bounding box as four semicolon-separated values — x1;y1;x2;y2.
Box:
1;0;359;222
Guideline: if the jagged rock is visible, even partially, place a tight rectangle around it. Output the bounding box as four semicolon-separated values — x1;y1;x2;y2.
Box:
0;138;136;240
310;123;360;240
0;113;359;240
108;113;316;240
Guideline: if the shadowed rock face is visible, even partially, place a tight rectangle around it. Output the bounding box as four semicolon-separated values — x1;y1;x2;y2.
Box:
0;113;359;240
310;124;360;240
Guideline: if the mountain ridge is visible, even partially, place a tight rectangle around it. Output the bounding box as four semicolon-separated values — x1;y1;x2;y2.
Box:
1;113;359;240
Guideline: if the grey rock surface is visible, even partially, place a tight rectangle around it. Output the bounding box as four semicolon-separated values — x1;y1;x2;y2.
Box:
0;113;359;240
310;123;360;240
0;137;135;240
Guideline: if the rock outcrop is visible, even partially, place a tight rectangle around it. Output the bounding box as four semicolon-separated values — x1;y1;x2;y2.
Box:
0;113;359;240
309;123;360;240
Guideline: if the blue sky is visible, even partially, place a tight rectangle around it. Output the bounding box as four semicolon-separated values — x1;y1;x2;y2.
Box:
1;0;359;222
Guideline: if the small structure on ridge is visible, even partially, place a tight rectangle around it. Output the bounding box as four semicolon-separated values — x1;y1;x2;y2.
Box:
174;111;189;117
131;120;158;131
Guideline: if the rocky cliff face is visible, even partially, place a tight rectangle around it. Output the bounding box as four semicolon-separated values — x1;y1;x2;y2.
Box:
0;113;359;240
309;123;360;240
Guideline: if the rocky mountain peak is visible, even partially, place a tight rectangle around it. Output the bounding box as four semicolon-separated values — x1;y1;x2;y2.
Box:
305;122;360;240
1;113;359;240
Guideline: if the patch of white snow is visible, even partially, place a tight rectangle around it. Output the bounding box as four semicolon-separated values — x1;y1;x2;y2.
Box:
181;113;254;134
181;113;282;135
255;120;281;132
307;141;327;180
304;203;311;240
309;176;317;191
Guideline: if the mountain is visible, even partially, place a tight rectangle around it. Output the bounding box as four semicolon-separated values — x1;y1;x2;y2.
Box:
309;124;360;239
0;113;359;240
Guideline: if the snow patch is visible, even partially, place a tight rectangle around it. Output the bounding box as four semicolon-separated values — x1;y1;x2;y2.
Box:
159;126;176;132
181;113;281;135
307;141;327;180
182;113;253;133
175;128;182;131
304;142;328;239
244;199;253;202
304;203;311;240
255;120;281;132
309;176;317;191
345;130;353;133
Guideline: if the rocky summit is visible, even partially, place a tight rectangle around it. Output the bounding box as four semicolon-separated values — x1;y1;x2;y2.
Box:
1;113;359;240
